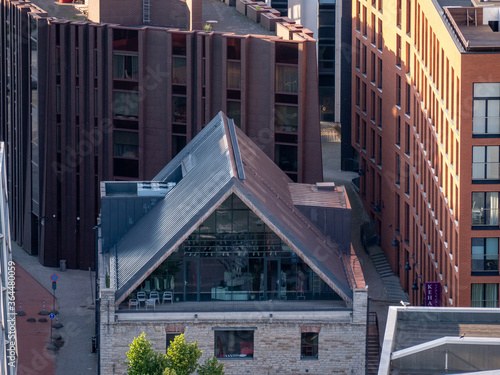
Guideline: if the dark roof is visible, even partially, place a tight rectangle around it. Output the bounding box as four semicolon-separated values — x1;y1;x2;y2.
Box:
101;112;353;304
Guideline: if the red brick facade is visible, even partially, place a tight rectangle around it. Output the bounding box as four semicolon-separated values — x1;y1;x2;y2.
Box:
352;0;500;307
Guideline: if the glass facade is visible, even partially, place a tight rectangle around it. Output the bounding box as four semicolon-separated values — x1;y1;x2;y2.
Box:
128;195;341;303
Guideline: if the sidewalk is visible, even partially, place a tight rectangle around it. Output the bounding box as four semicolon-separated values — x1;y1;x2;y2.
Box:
13;243;98;375
15;264;56;375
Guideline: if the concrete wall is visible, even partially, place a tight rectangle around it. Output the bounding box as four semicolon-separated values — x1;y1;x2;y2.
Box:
99;291;368;374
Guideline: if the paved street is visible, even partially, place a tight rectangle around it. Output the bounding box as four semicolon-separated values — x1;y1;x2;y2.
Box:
13;243;98;375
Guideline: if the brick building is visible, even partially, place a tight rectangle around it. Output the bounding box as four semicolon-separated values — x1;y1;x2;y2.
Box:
98;112;367;374
352;0;500;306
0;0;322;269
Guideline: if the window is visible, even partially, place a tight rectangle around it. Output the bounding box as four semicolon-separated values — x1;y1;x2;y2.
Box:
406;83;411;116
227;37;241;60
113;53;138;80
172;33;187;55
227;61;241;89
472;192;499;226
378;96;382;127
113;29;138;51
301;333;318;359
472;146;499;181
377;57;383;89
473;83;500;136
406;0;411;34
362;45;367;75
362;6;367;36
113;131;138;158
227;101;241;127
395;154;401;185
396;116;401;146
472;238;499;273
113;91;139;118
275;105;298;133
371;14;376;44
471;283;498;307
166;333;181;351
356;76;361;107
378;136;382;166
377;19;383;50
215;330;254;358
397;0;402;27
172;96;187;123
405;122;410;155
355;39;360;69
396;35;401;67
396;75;401;107
172;57;187;84
276;65;298;93
405;162;410;195
275;144;297;173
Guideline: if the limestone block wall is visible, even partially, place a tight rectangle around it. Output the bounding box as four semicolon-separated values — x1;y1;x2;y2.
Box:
99;309;367;374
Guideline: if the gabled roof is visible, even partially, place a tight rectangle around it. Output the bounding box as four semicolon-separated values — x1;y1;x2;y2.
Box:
101;112;353;305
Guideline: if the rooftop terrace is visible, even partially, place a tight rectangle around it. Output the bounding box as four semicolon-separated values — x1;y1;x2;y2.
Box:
25;0;273;36
443;5;500;51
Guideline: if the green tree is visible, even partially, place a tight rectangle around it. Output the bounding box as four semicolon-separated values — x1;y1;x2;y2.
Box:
126;333;224;375
197;356;225;375
126;332;167;375
164;334;202;375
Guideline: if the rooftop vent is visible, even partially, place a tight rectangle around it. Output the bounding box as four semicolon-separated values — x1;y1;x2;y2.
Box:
315;182;336;191
137;182;176;196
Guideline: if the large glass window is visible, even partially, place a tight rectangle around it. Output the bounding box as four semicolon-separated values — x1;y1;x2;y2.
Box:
472;238;499;273
113;29;138;51
172;57;187;84
227;101;241;127
113;53;138;80
114;131;138;158
172;96;187;123
113;91;139;118
215;330;254;359
301;332;319;359
276;65;298;93
473;83;500;136
275;105;298;133
125;195;342;305
275;144;297;173
472;192;499;226
471;283;499;307
472;146;499;180
227;61;241;89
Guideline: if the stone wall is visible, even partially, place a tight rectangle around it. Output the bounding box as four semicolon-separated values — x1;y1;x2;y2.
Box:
99;290;368;374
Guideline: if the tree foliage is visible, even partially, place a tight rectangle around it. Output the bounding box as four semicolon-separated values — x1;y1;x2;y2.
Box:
126;333;224;375
126;332;167;375
197;356;225;375
164;334;202;375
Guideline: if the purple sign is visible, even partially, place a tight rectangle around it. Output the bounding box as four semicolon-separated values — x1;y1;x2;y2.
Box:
425;282;441;306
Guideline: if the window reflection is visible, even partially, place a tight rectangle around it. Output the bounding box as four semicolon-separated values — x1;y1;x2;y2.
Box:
129;195;340;303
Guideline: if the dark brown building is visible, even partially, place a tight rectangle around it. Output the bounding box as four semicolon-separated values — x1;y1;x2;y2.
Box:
0;0;323;269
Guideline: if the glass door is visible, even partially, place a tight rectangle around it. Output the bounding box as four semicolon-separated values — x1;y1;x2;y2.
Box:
266;260;279;300
184;259;199;301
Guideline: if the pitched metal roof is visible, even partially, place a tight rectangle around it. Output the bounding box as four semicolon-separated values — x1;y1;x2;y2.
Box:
102;112;354;304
